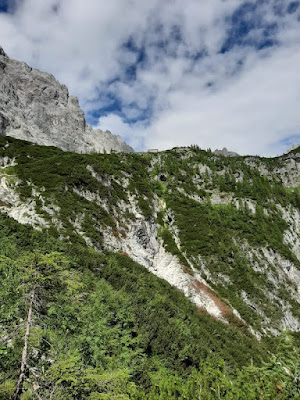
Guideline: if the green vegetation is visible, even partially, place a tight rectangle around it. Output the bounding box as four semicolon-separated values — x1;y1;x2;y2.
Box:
0;137;155;246
149;147;300;331
0;213;299;399
0;137;300;398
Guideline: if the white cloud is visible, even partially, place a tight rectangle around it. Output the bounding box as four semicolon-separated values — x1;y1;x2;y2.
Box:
97;114;146;150
143;45;300;156
0;0;299;155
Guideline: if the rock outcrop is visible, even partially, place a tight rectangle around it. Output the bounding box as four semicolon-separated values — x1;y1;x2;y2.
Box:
0;46;133;153
214;147;239;157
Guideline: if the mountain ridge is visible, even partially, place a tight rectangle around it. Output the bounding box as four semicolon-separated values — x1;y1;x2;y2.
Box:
0;45;300;400
0;137;299;338
0;45;133;154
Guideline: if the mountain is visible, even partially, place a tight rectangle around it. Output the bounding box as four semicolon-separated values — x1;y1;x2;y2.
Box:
1;137;300;332
0;137;299;399
0;46;133;154
0;46;300;399
214;147;240;157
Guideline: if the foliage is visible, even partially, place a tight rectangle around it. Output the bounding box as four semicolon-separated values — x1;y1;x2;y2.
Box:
0;137;300;398
0;213;298;398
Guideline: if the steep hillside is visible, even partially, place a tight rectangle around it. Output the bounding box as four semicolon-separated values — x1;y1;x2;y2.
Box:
0;136;300;398
0;136;299;340
0;46;133;154
0;204;299;399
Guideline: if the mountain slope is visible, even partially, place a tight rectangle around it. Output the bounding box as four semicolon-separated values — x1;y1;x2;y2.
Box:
0;137;299;338
0;46;133;154
0;137;300;398
0;210;299;399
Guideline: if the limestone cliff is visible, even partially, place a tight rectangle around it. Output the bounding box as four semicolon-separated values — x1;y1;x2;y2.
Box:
0;46;133;153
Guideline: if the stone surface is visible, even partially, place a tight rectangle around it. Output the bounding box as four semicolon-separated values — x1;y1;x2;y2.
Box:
101;194;227;321
0;46;133;153
244;149;300;187
0;46;7;57
214;147;240;157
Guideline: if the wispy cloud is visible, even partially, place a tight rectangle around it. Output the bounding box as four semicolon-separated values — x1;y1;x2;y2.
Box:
0;0;299;155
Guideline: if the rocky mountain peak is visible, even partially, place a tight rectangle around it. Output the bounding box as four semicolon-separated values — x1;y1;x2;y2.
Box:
214;147;239;157
0;45;7;57
0;45;133;153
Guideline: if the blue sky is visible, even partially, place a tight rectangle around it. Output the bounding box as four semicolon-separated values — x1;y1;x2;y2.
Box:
0;0;300;155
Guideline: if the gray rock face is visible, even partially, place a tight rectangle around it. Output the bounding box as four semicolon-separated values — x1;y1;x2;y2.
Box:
0;46;7;57
244;149;300;187
214;147;239;157
0;46;133;153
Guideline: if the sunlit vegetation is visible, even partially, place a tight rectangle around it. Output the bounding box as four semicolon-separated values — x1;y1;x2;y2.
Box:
0;213;299;399
0;137;299;398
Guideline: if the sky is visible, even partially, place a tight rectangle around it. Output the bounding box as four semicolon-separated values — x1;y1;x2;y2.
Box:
0;0;300;155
